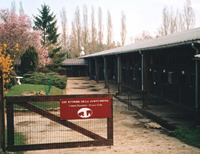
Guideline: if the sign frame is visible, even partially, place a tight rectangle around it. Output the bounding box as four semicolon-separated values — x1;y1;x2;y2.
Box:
60;97;112;120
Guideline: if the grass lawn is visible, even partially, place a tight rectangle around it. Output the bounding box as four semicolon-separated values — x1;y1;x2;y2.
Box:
6;84;63;96
5;84;63;109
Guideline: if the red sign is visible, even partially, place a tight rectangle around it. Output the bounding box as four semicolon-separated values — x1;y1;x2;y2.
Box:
60;97;111;120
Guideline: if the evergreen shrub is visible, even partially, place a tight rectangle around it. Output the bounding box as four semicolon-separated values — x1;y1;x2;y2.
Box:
21;46;38;74
22;72;67;89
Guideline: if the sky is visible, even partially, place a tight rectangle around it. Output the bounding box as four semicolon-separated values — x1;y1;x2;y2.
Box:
0;0;200;45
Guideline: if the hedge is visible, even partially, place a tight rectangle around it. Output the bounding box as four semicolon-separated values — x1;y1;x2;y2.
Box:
22;72;67;89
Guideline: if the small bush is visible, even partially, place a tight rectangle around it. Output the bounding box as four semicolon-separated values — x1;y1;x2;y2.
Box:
22;72;67;89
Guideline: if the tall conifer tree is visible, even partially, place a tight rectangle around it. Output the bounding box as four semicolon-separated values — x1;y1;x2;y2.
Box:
34;4;58;46
33;4;65;71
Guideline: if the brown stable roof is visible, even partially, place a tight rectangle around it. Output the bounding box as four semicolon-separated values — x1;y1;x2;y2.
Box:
82;27;200;58
62;58;88;66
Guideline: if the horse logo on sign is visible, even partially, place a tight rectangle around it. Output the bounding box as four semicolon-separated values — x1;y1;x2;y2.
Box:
77;108;93;118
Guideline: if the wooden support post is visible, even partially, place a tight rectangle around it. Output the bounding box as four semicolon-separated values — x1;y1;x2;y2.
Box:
88;59;93;80
104;57;108;88
194;50;199;123
95;58;99;83
117;55;122;94
195;56;199;121
191;43;200;124
141;52;148;109
0;70;5;152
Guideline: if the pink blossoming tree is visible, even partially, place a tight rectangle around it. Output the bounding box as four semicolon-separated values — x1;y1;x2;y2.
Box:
0;9;50;67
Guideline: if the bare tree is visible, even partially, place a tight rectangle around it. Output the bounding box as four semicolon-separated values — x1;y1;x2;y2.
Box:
158;0;195;37
60;7;68;56
82;5;89;55
158;6;185;37
121;11;126;46
159;6;170;36
177;11;185;32
98;7;103;51
169;7;179;34
19;1;24;15
91;6;97;53
184;0;195;30
70;21;78;58
11;0;16;14
169;8;175;34
134;31;153;42
74;7;81;55
106;10;112;49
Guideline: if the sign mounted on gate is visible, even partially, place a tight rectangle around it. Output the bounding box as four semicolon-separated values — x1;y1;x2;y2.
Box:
60;97;111;120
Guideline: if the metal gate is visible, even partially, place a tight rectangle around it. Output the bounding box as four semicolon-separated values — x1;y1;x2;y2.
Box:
5;94;113;152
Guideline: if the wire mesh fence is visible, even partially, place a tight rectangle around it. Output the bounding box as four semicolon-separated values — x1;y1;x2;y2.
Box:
13;102;107;145
6;94;113;151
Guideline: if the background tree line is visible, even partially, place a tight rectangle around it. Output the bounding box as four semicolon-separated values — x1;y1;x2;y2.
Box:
0;0;196;71
134;0;195;42
55;0;196;58
59;6;126;59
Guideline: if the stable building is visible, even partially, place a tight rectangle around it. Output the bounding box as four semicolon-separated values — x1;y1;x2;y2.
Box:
82;27;200;113
62;58;88;77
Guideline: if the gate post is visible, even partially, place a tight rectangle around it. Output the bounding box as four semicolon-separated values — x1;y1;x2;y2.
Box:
107;96;113;142
0;70;5;152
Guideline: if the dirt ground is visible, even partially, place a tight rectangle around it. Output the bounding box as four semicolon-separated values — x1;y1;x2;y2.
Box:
20;78;200;154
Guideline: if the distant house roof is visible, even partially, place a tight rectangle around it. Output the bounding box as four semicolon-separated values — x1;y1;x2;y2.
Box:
83;27;200;58
62;58;88;66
